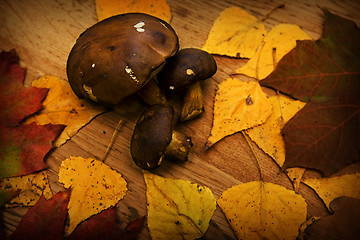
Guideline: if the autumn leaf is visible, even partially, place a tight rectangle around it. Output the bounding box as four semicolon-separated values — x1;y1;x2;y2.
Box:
301;197;360;240
24;75;105;147
8;190;70;240
245;94;306;191
96;0;172;22
0;189;19;207
260;10;360;176
303;173;360;210
0;49;48;126
236;24;312;80
58;156;128;234
143;171;216;239
202;6;267;58
218;181;307;240
206;78;272;148
0;170;52;207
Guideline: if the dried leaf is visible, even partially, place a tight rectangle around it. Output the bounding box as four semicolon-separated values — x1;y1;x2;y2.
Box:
24;75;105;147
303;173;360;210
218;181;307;240
206;78;272;148
144;171;216;239
8;190;70;240
245;94;306;190
58;156;127;234
260;10;360;176
302;197;360;240
236;24;311;80
0;170;52;207
0;189;19;207
202;6;267;58
96;0;172;22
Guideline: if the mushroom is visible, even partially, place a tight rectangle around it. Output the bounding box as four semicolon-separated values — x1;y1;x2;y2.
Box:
156;48;217;120
130;104;192;170
66;13;179;105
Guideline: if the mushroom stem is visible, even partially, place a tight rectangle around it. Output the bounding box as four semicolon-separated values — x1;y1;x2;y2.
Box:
137;78;168;105
180;81;204;121
164;131;192;161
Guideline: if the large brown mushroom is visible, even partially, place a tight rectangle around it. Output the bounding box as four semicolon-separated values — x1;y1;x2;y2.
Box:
130;104;192;170
66;13;179;105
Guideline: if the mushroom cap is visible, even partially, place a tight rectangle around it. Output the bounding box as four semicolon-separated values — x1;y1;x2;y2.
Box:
130;104;174;170
157;48;217;92
67;13;179;105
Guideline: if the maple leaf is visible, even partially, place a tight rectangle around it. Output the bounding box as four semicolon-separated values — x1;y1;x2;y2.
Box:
260;10;360;176
0;49;48;126
303;173;360;210
218;181;307;240
58;156;128;234
8;190;70;240
202;6;267;58
96;0;172;22
0;170;52;207
143;171;216;239
24;75;105;147
206;78;272;148
301;197;360;240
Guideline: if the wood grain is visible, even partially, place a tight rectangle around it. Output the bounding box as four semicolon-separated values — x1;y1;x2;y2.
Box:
1;0;359;239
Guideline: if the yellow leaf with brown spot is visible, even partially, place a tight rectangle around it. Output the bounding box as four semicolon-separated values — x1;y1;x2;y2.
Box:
303;173;360;211
218;181;307;240
202;6;267;58
206;78;272;148
96;0;172;22
58;156;127;234
245;94;306;191
25;75;105;147
236;24;312;80
144;171;216;240
0;170;52;207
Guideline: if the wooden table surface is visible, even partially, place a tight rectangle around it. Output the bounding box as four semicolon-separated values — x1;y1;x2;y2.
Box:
1;0;360;239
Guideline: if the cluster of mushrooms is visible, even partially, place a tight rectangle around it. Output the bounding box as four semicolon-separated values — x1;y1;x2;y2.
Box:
66;13;217;170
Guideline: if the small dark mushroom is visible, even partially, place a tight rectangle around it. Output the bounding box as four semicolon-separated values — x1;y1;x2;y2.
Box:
156;48;217;121
130;104;192;170
66;13;179;105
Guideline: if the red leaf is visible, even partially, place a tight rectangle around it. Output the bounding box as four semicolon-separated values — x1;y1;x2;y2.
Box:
302;197;360;240
0;49;48;126
0;122;64;178
8;190;70;240
260;10;360;175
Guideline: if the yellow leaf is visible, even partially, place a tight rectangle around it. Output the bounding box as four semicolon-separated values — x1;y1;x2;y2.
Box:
303;173;360;211
144;171;216;239
25;75;105;147
236;24;312;80
58;156;127;234
245;95;306;190
0;170;52;207
96;0;172;22
206;78;272;148
202;6;267;58
218;181;307;240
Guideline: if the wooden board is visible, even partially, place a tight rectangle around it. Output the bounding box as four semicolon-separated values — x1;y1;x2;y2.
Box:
1;0;360;239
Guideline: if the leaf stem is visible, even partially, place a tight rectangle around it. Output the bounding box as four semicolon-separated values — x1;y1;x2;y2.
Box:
261;3;285;22
102;119;123;162
241;131;264;181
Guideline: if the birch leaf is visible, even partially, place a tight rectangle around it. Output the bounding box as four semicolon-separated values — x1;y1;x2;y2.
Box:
144;171;216;240
236;24;312;80
218;181;307;240
24;75;105;147
303;173;360;211
96;0;172;22
58;156;128;234
0;170;52;207
206;78;272;148
202;6;267;58
245;94;306;190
